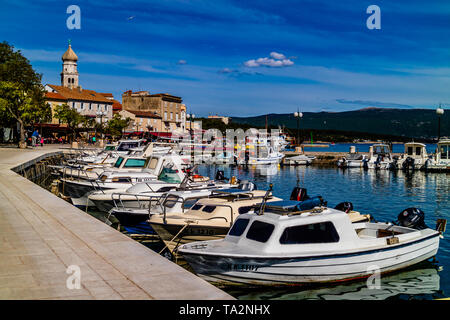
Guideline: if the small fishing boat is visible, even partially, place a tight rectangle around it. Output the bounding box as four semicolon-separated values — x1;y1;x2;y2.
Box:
148;184;283;258
284;154;316;166
337;153;367;168
424;138;450;172
396;142;428;171
179;202;446;286
364;144;394;170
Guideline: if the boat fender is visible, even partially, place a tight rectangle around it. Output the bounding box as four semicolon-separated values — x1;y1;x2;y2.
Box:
296;196;324;211
397;208;428;230
334;202;354;213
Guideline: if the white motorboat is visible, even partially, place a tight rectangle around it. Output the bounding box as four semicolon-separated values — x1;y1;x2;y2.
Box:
364;144;394;170
424;138;450;172
284;154;316;166
108;188;223;228
337;153;367;168
89;171;233;213
59;153;188;208
395;142;429;171
179;203;445;286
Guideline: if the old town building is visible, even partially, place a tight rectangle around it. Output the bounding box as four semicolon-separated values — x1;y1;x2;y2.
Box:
122;90;186;133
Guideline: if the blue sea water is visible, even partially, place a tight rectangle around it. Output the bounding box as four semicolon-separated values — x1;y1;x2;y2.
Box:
197;164;450;300
301;143;437;154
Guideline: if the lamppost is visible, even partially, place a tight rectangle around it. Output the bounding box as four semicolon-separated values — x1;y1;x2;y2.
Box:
186;113;195;136
436;105;444;141
96;110;107;142
293;110;303;146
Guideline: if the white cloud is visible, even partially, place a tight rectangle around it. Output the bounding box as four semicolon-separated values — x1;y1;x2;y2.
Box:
270;52;286;60
177;59;187;65
244;52;294;68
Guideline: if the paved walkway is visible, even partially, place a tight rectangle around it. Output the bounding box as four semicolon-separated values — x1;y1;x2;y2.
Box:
0;146;233;300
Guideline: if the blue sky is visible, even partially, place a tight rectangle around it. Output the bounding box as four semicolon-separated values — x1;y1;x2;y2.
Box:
0;0;449;116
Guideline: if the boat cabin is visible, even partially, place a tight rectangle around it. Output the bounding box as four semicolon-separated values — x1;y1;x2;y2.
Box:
371;144;391;156
116;139;146;152
223;205;421;255
404;142;427;159
437;138;450;164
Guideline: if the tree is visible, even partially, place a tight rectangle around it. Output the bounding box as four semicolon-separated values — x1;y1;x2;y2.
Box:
105;114;131;138
53;103;84;142
0;42;50;147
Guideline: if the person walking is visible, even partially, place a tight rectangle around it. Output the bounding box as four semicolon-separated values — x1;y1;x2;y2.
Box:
31;129;39;147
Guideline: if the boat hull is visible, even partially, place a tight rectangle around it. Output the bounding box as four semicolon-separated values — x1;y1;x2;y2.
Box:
150;222;229;254
181;234;440;286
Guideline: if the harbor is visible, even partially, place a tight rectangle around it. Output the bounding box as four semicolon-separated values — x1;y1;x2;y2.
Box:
1;138;448;300
1;1;449;305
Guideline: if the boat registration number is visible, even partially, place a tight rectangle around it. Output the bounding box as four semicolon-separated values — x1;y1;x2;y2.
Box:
226;264;259;272
185;228;215;236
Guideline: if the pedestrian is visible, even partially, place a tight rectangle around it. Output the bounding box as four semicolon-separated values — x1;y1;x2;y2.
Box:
39;135;44;147
31;129;39;147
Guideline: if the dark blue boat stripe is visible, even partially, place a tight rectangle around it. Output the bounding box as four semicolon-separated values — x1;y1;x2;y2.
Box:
262;241;437;268
250;251;436;277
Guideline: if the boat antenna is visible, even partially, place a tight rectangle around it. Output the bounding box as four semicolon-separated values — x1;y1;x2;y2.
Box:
257;183;273;215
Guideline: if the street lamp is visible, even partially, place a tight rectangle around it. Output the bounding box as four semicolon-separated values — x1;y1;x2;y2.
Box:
293;110;303;146
96;110;107;141
186;113;195;135
436;106;444;141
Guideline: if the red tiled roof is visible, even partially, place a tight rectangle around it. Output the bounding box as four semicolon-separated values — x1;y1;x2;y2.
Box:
45;92;67;101
47;84;112;104
126;110;161;118
112;100;122;111
99;93;114;98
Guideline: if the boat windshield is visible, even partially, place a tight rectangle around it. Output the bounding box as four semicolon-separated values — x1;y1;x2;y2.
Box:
440;145;449;160
117;141;140;151
158;167;182;183
113;157;124;168
228;218;250;237
123;158;146;168
104;145;116;151
246;221;274;243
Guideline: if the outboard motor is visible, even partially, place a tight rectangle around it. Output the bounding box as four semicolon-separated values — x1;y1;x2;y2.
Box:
215;170;226;181
334;202;354;213
402;157;415;171
290;187;309;201
397;208;428;230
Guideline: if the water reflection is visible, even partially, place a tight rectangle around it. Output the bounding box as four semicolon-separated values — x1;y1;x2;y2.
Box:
226;262;443;300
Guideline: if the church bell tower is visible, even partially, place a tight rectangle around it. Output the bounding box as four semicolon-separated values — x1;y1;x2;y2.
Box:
61;40;79;88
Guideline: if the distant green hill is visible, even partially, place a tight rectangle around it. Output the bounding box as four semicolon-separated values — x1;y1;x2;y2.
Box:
231;108;450;139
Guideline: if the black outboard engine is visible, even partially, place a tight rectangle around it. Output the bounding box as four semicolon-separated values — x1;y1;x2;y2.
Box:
402;157;415;171
215;170;226;181
334;202;354;213
397;208;428;230
290;187;309;201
